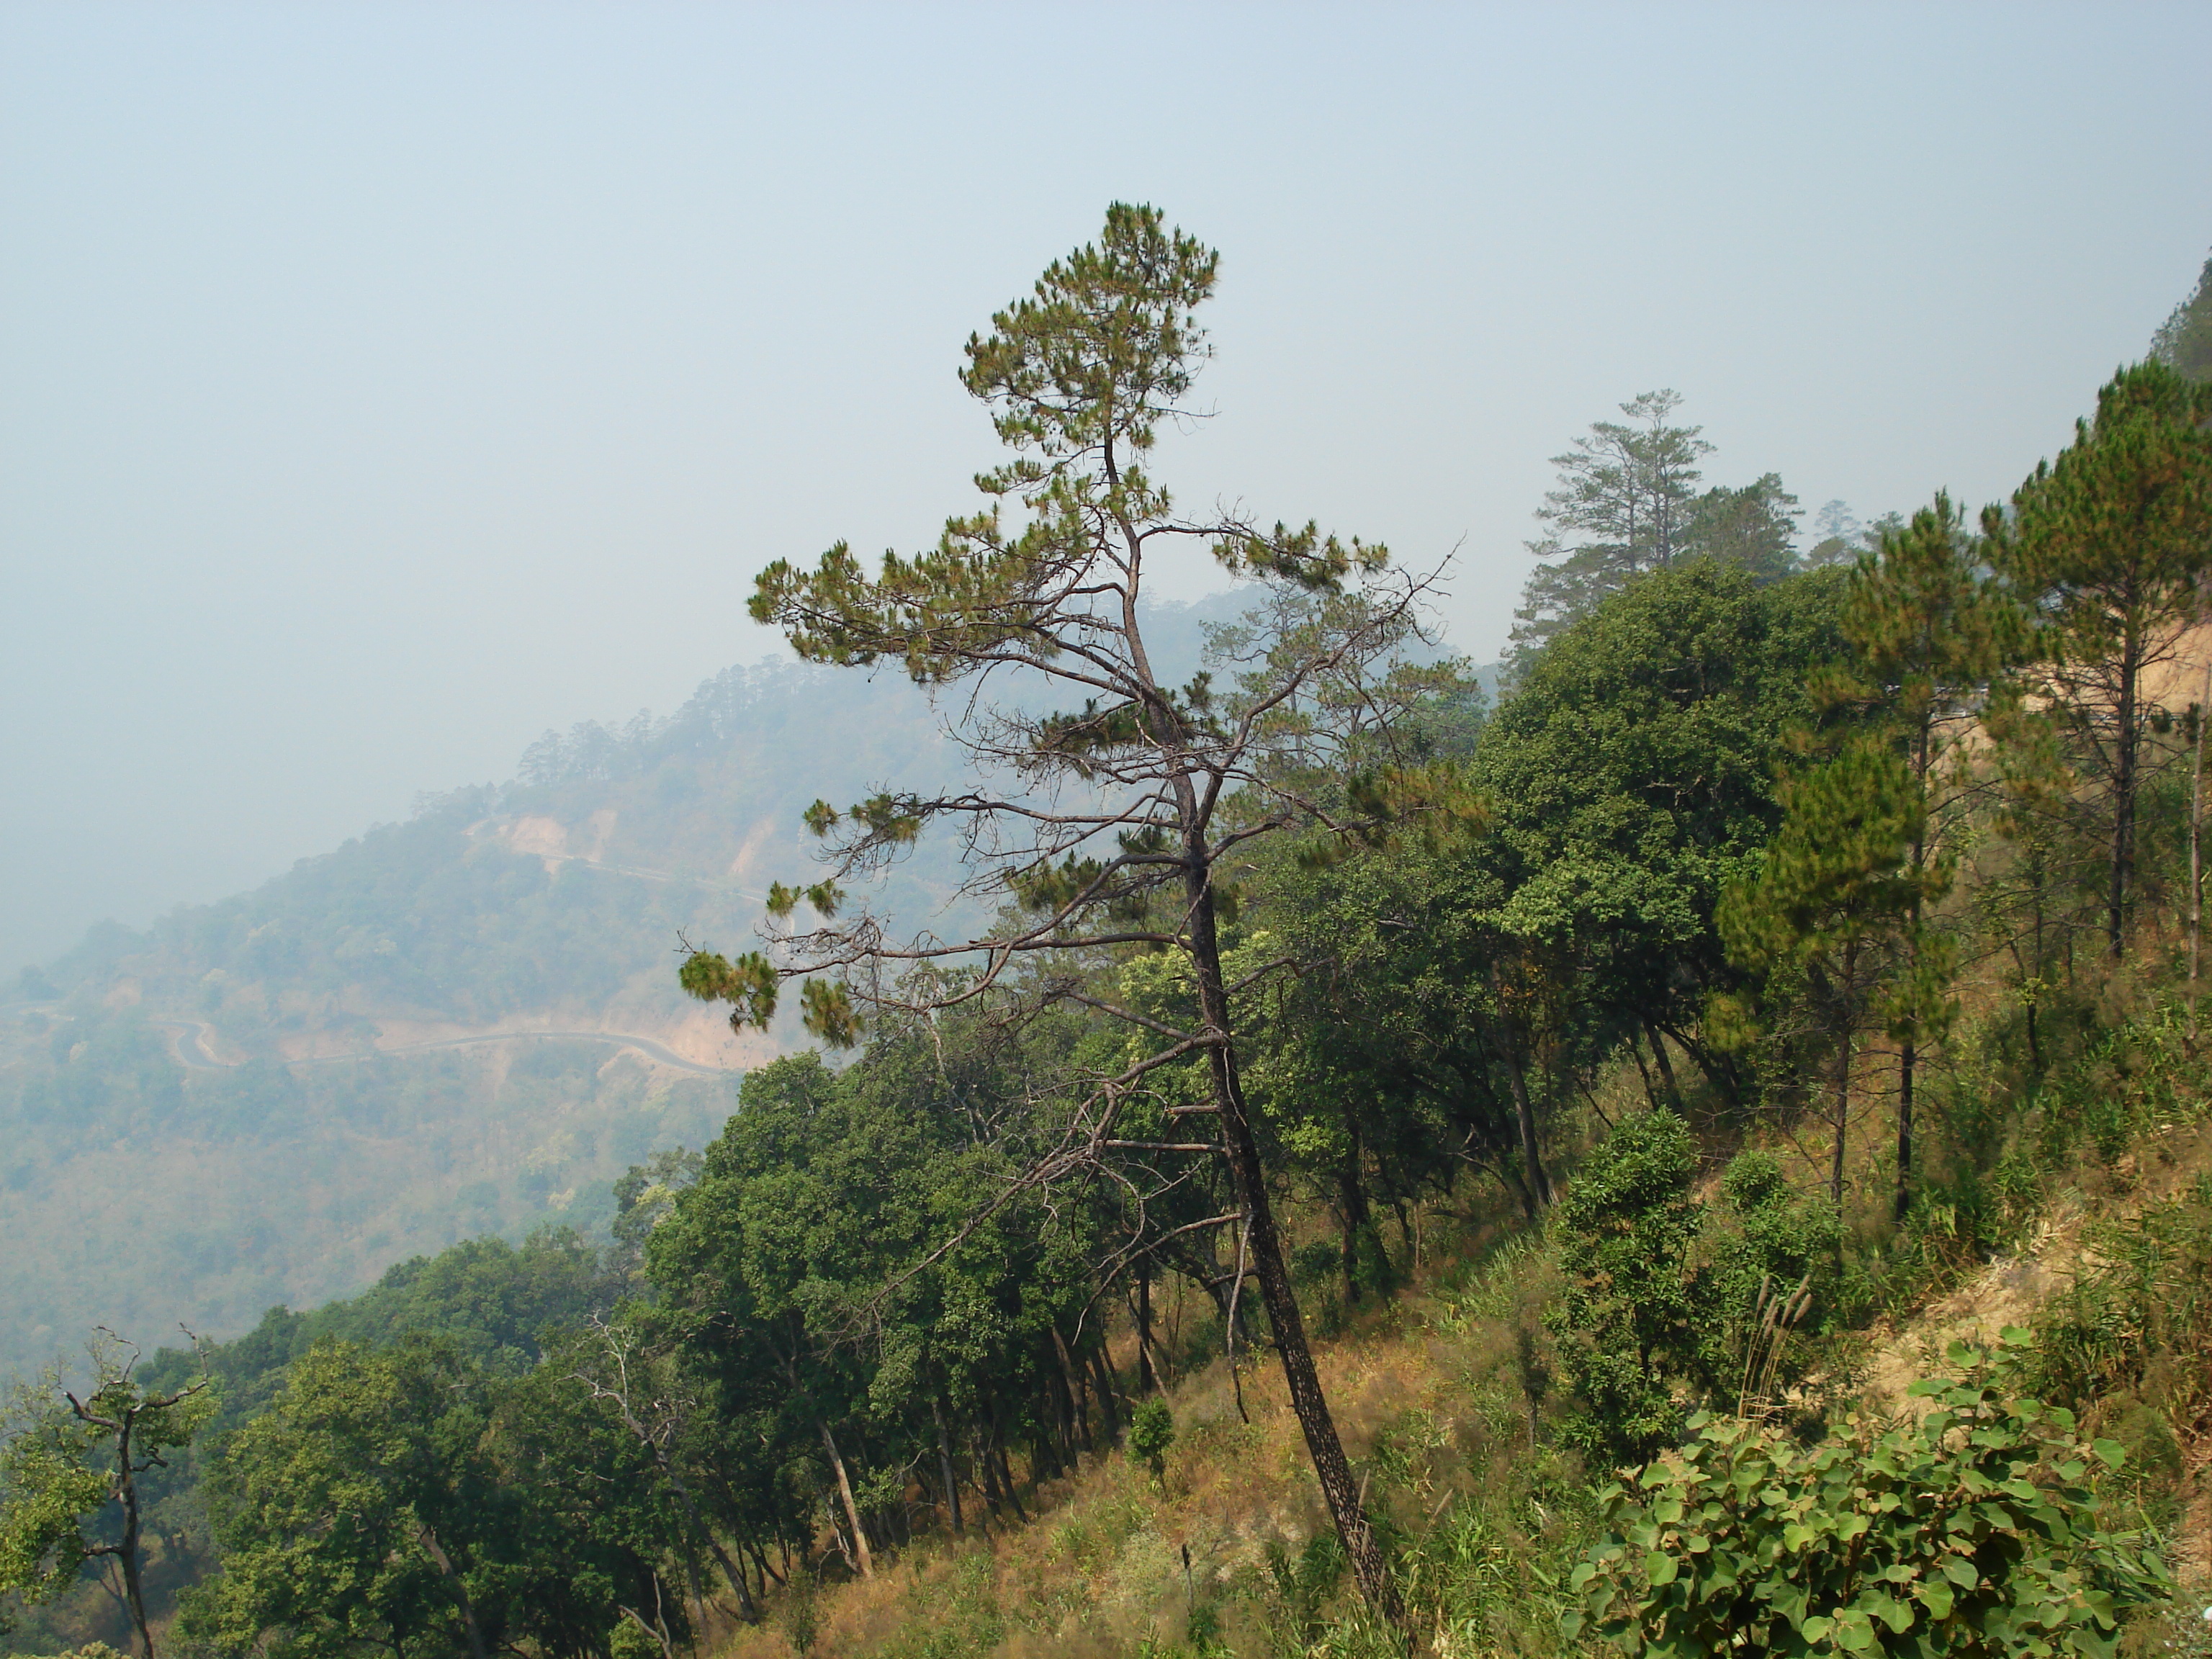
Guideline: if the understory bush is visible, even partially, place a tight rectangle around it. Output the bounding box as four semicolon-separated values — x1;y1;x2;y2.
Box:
1563;1336;2171;1657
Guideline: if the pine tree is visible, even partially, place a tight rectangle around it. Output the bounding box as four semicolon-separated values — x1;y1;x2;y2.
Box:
1814;493;2016;1218
2151;250;2212;382
1720;741;1938;1209
1986;361;2212;958
683;204;1457;1621
1511;390;1713;655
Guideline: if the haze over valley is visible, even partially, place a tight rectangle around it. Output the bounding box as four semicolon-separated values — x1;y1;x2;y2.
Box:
6;8;2212;1659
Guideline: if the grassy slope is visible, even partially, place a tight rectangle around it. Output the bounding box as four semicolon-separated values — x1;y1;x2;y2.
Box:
705;1027;2212;1659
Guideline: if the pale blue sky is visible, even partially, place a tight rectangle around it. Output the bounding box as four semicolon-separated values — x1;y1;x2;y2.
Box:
4;1;2208;970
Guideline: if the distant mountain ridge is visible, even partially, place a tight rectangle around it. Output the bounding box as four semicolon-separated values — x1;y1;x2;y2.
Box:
0;592;1272;1372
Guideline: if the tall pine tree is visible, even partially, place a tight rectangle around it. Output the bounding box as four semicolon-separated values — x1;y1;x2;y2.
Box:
1814;493;2016;1218
1987;361;2212;958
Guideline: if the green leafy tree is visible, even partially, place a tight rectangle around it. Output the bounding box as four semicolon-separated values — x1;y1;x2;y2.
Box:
480;1356;708;1659
1545;1110;1712;1469
684;203;1445;1619
1564;1338;2172;1657
0;1334;212;1659
1511;390;1714;655
1481;562;1850;1115
1127;1400;1174;1483
188;1341;500;1659
1986;360;2212;959
1707;1151;1843;1411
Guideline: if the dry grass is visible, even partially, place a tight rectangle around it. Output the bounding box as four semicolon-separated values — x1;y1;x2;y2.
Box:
704;1212;1579;1659
703;977;2212;1657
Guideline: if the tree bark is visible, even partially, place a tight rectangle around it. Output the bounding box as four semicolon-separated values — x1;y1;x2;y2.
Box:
1629;1030;1663;1112
417;1526;490;1659
1087;1345;1123;1447
1894;1035;1915;1226
1504;1056;1553;1208
1898;724;1928;1226
1182;868;1403;1624
1339;1123;1371;1305
1830;945;1857;1210
1136;1265;1157;1393
2192;662;2208;1023
113;1420;153;1659
817;1422;873;1578
2110;629;2140;958
931;1397;963;1534
1050;1326;1093;1455
1642;1020;1686;1112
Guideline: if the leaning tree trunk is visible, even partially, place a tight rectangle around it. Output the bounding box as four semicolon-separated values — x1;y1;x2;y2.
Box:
1183;860;1404;1625
2193;660;2209;1023
1503;1054;1553;1208
817;1423;873;1579
1642;1020;1686;1112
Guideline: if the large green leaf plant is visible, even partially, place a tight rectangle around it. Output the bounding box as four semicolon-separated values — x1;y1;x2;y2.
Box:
1563;1334;2170;1657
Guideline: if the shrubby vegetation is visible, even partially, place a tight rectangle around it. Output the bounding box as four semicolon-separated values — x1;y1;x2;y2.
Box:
6;217;2212;1658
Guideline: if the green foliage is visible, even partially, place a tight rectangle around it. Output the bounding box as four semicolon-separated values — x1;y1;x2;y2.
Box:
0;1336;216;1650
188;1341;491;1658
0;1395;110;1622
1128;1401;1174;1482
1546;1112;1710;1467
1262;1529;1349;1647
1708;1151;1844;1398
1683;473;1804;583
1723;741;1931;979
184;1334;685;1659
1482;561;1848;1089
2030;1174;2212;1415
1986;359;2212;955
1564;1339;2172;1657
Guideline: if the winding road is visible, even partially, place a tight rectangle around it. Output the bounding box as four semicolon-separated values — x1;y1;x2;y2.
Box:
150;1018;734;1076
12;1002;732;1078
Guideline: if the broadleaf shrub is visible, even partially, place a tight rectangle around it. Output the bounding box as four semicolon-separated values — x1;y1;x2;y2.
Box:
1563;1336;2170;1656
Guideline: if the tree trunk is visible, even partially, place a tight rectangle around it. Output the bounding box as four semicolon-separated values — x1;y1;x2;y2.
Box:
2110;634;2139;958
113;1424;154;1659
931;1397;963;1534
1830;946;1857;1210
2193;662;2208;1022
818;1422;873;1579
1629;1031;1663;1111
1136;1265;1158;1393
1642;1020;1686;1112
1050;1326;1093;1455
1183;868;1403;1624
1339;1126;1371;1305
417;1526;490;1659
1898;758;1925;1226
1894;1035;1915;1226
1087;1345;1123;1446
1505;1056;1553;1208
989;1414;1027;1521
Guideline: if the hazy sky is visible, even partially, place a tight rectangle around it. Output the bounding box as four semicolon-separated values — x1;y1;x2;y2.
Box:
4;2;2208;973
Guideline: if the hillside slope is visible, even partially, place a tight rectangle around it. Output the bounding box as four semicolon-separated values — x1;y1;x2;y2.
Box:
0;598;1259;1374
